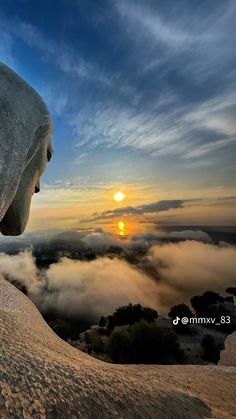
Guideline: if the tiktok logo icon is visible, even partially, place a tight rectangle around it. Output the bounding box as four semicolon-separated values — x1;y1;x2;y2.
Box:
173;316;180;325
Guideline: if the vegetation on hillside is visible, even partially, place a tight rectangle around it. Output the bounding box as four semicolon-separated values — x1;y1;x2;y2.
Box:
45;288;236;365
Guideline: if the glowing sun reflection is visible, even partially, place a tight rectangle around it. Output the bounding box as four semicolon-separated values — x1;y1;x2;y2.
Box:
118;220;125;236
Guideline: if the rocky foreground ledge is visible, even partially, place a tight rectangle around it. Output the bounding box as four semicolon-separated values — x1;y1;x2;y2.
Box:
219;331;236;367
0;275;236;419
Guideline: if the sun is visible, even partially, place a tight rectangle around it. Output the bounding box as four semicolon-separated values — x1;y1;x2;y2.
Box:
113;191;126;202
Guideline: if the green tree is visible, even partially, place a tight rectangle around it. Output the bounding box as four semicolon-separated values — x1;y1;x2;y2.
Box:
105;329;132;363
130;321;183;364
143;307;158;323
107;315;116;332
106;321;184;364
86;330;104;353
114;303;143;325
191;291;223;317
111;303;158;328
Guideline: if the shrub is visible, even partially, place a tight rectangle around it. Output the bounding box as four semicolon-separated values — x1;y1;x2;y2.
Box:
86;330;104;353
106;320;184;364
105;329;131;363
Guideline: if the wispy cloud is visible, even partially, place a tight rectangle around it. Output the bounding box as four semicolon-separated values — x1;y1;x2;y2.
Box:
0;29;15;68
115;0;206;51
73;153;88;165
71;99;184;153
71;87;236;162
12;20;111;84
2;5;236;166
115;0;236;62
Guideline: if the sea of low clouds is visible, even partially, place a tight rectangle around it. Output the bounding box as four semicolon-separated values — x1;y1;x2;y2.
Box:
0;228;235;321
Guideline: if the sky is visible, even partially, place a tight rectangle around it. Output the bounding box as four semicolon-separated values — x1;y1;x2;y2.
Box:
0;0;236;233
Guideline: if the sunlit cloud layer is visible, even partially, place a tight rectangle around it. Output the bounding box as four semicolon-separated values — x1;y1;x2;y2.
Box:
1;239;236;317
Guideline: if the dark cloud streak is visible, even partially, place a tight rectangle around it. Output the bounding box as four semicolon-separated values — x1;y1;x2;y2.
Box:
83;200;184;222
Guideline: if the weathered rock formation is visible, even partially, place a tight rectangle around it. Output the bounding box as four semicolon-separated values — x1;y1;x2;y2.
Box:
219;332;236;366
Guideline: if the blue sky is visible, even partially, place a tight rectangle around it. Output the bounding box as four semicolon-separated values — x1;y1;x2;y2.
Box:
1;0;236;230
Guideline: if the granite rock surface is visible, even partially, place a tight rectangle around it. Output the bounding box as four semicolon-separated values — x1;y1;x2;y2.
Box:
0;275;236;418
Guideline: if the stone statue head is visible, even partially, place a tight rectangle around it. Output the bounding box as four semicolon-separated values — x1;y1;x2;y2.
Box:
0;63;53;235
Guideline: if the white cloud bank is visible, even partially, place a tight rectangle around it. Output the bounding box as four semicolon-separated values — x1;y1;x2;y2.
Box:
0;240;235;319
